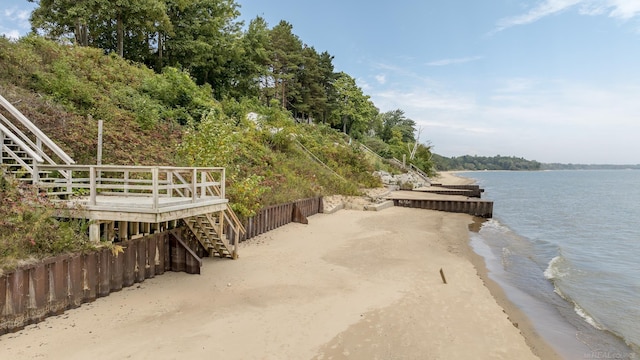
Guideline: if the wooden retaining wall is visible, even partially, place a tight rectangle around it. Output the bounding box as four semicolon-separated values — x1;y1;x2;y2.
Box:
226;197;323;243
392;198;493;218
0;197;323;334
0;229;201;335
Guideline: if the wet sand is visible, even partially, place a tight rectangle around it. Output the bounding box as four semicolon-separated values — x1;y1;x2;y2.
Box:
0;173;558;359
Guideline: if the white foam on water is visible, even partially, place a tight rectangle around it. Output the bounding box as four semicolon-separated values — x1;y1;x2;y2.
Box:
574;303;606;331
544;255;567;280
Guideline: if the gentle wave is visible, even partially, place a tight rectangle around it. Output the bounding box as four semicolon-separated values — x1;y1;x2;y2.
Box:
543;255;566;280
480;218;510;233
544;255;605;331
466;170;640;358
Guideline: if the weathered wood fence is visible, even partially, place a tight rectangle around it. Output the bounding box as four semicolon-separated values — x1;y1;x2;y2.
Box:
0;229;204;335
226;197;323;243
0;197;324;334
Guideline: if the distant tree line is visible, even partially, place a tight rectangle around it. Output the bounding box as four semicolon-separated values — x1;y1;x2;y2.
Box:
433;154;541;171
541;163;640;170
26;0;434;173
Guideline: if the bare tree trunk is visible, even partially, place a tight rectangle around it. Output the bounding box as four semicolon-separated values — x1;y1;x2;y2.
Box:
74;18;89;46
157;32;163;70
117;13;124;57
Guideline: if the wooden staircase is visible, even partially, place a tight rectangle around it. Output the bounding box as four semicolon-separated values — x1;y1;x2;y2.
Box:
2;92;246;261
183;207;246;259
0;93;75;192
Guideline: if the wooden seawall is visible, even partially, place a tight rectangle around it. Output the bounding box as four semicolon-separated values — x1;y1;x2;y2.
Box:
387;187;493;218
0;197;324;334
391;198;493;218
0;230;199;335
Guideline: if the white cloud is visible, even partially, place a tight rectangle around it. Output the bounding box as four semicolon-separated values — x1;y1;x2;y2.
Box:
493;0;583;33
370;76;640;162
374;74;386;84
373;88;476;112
1;30;20;40
17;10;30;21
605;0;640;19
492;0;640;34
426;56;484;67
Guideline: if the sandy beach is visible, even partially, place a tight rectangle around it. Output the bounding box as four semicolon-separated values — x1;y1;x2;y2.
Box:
0;172;557;359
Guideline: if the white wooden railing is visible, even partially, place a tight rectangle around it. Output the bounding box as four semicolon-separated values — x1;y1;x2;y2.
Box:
36;165;225;209
0;94;75;180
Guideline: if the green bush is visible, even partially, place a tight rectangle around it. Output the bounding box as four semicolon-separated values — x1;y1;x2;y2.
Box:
0;177;92;272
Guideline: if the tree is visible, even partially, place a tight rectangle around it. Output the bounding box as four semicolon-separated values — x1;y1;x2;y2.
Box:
235;16;271;100
267;21;303;109
29;0;171;59
29;0;92;45
379;109;416;143
331;72;377;137
163;0;242;98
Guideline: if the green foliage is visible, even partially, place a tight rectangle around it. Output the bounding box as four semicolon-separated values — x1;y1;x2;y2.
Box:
433;154;541;171
0;177;92;271
177;103;382;209
227;174;268;218
140;67;215;124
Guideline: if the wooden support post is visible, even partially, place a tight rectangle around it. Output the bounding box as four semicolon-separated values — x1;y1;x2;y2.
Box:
89;166;96;205
152;167;159;209
191;168;197;202
105;221;115;242
124;170;129;194
220;169;225;199
119;221;128;241
200;170;206;198
129;222;139;239
97;120;102;166
142;222;150;236
89;222;100;243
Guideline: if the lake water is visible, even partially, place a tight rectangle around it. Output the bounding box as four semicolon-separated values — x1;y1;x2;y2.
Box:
461;170;639;360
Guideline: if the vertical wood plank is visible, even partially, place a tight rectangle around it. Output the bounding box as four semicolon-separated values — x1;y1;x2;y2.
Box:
68;255;83;308
111;249;124;292
83;253;98;301
52;258;67;309
0;274;7;318
123;241;135;287
98;248;111;297
136;239;146;283
146;235;156;278
29;264;46;313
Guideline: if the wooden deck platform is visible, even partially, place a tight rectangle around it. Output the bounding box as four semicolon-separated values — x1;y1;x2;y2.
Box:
58;195;228;223
38;164;229;223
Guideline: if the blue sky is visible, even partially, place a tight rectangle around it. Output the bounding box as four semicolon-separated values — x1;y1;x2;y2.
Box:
3;1;640;163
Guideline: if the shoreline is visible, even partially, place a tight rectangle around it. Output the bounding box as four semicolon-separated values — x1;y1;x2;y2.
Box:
0;189;546;359
437;171;562;360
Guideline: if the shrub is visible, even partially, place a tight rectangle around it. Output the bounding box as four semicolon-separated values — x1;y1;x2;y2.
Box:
0;177;92;272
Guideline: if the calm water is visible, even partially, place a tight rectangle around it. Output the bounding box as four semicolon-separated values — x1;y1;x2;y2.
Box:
462;170;640;360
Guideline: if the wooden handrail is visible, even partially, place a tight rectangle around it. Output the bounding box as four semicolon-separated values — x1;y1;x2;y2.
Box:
0;122;44;163
205;172;245;234
0;94;75;165
37;165;225;209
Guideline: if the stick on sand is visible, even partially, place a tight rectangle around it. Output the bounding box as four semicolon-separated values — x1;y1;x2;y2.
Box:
440;268;448;284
